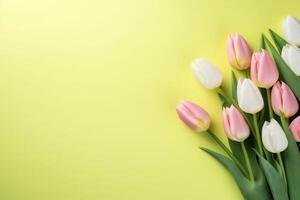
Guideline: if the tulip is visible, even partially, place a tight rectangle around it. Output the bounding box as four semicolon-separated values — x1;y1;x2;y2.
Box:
227;33;252;70
222;105;250;142
192;59;223;89
271;81;299;118
262;119;288;153
282;16;300;45
237;78;264;114
281;44;300;76
250;50;279;88
289;116;300;142
176;100;210;132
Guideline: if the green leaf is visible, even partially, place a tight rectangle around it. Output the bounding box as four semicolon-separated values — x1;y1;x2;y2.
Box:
231;71;238;101
260;34;266;49
263;35;300;102
218;93;229;108
258;89;268;128
255;151;289;200
201;148;272;200
269;29;287;52
280;115;300;200
228;140;246;167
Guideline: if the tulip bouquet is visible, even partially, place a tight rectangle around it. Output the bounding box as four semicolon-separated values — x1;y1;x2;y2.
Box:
176;16;300;200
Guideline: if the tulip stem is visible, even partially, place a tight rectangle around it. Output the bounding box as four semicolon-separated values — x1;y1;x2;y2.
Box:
217;88;235;105
241;141;254;182
266;88;274;120
277;153;287;184
244;70;250;78
207;129;249;178
253;113;264;156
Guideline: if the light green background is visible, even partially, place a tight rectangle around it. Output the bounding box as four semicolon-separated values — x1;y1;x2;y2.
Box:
0;0;299;199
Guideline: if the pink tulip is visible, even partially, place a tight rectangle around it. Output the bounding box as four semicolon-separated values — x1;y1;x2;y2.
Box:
250;50;279;88
271;81;299;118
222;105;250;142
289;116;300;142
227;33;252;70
176;100;210;132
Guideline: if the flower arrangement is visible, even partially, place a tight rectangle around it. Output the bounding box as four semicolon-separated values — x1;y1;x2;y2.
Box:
176;15;300;200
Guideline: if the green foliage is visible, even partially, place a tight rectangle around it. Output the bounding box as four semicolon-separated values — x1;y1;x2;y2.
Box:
269;29;287;52
279;114;300;200
201;148;271;200
255;151;289;200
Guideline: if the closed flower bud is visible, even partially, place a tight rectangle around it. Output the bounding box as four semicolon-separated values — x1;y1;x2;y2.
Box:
281;44;300;76
262;119;288;153
282;16;300;45
176;100;210;132
192;58;223;89
289;116;300;142
271;81;299;118
237;78;264;114
250;50;279;88
227;33;252;70
222;105;250;142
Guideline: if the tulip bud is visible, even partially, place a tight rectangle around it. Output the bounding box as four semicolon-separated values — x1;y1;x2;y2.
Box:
250;50;279;88
271;81;299;118
192;59;223;89
262;119;288;153
176;100;210;132
289;116;300;142
281;44;300;76
282;16;300;45
222;105;250;142
226;33;252;70
237;78;264;114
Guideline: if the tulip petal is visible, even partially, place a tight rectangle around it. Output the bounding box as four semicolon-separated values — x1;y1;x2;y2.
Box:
289;116;300;142
227;34;251;70
176;100;211;132
192;59;222;89
271;82;283;116
250;53;259;84
176;104;199;130
262;119;288;153
238;78;264;114
222;106;250;142
281;82;299;117
282;16;300;45
235;34;252;69
181;100;210;124
227;35;239;68
257;51;279;88
222;107;231;136
282;45;300;76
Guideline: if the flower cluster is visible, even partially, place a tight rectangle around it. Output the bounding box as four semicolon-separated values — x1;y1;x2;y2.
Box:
176;15;300;200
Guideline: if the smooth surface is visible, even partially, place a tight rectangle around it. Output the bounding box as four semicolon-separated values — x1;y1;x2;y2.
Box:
0;0;299;199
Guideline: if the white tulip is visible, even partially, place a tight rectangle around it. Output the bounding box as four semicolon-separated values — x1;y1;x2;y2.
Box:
281;44;300;76
237;78;264;114
262;119;288;153
192;59;222;89
282;16;300;45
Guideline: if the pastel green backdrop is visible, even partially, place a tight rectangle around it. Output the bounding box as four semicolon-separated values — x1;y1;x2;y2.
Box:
0;0;298;199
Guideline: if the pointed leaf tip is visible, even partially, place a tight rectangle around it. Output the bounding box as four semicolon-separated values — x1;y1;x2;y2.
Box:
254;151;289;200
269;29;287;52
